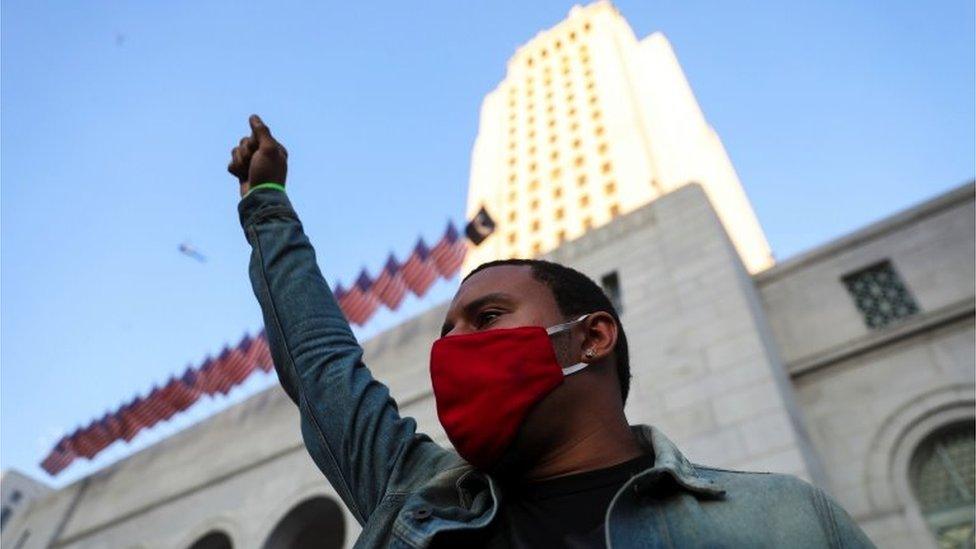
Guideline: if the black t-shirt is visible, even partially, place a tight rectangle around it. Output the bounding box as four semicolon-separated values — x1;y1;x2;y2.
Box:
434;453;655;548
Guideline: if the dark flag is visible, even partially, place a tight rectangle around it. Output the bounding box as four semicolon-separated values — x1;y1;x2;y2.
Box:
464;206;496;246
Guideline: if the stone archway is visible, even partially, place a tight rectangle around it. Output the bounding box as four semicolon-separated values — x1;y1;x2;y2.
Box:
262;496;345;549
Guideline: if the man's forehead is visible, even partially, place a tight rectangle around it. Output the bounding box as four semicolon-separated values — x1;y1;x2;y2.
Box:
452;264;540;307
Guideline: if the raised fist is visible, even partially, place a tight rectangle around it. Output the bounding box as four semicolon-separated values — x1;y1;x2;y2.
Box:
227;114;288;197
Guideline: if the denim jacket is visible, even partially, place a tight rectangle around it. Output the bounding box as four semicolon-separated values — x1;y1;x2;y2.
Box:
240;189;874;548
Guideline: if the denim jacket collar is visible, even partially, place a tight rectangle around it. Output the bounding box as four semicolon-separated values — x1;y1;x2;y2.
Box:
627;424;726;497
448;424;727;504
393;424;726;547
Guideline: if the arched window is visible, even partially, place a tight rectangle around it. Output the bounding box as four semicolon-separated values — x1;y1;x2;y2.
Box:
188;531;232;549
262;497;345;549
909;421;975;548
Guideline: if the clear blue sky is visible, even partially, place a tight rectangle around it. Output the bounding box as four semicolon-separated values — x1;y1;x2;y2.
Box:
2;0;973;487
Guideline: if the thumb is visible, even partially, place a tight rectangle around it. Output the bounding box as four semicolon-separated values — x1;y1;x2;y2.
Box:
249;114;273;145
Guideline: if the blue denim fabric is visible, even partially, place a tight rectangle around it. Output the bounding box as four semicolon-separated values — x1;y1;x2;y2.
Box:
239;189;875;548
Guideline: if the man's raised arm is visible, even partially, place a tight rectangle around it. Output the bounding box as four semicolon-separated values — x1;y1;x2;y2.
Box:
227;115;454;525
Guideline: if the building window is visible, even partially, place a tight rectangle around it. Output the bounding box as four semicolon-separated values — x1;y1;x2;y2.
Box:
555;207;564;220
597;142;608;154
529;179;539;191
530;199;539;210
574;156;585;167
508;211;516;222
910;421;975;547
531;219;540;232
508;233;517;244
551;168;562;180
605;180;616;194
553;187;562;198
577;174;587;187
532;242;542;254
0;506;11;531
841;261;920;329
557;229;567;243
583;217;593;230
601;161;612;174
594;125;605;136
580;194;590;207
601;271;623;313
188;531;233;549
609;203;620;217
548;134;557;144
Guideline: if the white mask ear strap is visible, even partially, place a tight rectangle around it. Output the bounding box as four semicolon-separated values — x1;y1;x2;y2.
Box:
545;314;589;335
561;362;589;376
546;314;591;376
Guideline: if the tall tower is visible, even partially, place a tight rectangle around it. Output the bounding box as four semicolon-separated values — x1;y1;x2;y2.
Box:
463;1;774;274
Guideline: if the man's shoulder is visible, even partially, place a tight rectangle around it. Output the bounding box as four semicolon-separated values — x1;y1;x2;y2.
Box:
695;464;815;491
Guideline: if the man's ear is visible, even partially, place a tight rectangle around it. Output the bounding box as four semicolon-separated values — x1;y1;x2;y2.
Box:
580;312;617;363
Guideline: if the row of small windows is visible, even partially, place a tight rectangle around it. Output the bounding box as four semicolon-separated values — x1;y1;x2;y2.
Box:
506;176;617;211
510;136;605;157
509;70;595;105
506;174;617;209
524;22;592;67
506;147;610;173
506;202;622;245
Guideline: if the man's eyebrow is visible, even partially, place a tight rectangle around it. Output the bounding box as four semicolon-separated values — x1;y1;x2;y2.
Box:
440;292;517;337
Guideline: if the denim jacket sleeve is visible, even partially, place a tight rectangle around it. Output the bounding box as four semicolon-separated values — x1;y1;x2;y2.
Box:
238;188;453;526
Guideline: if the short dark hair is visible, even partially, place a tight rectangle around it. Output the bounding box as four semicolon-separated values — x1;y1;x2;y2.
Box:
463;259;631;403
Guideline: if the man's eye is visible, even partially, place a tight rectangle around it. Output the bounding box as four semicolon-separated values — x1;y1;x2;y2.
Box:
476;311;502;327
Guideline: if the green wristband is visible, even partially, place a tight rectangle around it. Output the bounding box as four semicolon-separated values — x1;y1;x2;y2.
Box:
245;182;286;197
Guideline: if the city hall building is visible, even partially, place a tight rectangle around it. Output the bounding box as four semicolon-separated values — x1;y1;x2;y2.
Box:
3;3;973;548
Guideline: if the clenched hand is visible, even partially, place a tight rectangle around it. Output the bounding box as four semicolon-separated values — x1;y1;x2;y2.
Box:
227;115;288;197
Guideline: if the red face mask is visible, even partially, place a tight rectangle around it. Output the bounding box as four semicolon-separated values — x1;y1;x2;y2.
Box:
429;315;590;470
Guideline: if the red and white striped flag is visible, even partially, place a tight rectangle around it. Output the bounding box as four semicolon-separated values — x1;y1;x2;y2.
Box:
372;254;408;309
401;239;439;296
430;221;468;277
40;438;74;475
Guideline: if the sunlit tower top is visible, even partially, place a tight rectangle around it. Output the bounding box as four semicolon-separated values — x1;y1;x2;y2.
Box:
462;1;774;275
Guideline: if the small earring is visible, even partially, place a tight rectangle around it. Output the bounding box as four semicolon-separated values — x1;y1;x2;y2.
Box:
584;348;596;359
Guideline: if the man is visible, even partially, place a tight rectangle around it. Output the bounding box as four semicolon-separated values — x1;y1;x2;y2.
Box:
228;115;873;548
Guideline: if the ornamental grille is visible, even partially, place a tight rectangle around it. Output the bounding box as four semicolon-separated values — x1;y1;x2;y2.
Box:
841;261;919;329
910;422;975;548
